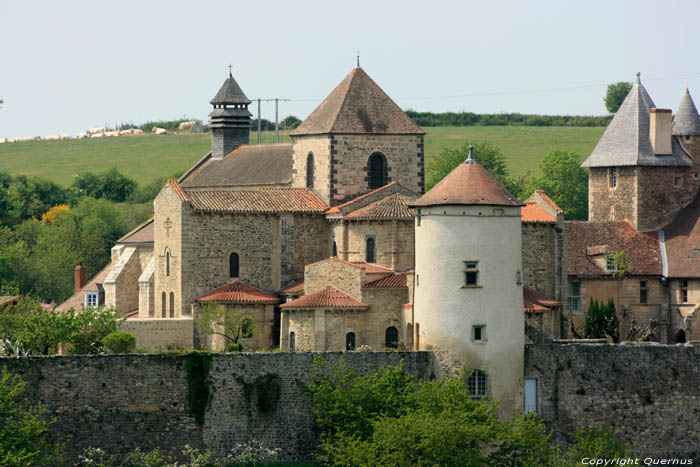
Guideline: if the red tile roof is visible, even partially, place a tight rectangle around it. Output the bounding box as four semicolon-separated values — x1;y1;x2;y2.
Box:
195;281;279;304
117;218;154;244
168;179;189;202
326;182;398;214
534;190;564;215
279;278;304;295
663;193;700;277
280;286;368;309
364;273;408;288
566;221;662;276
184;188;327;214
523;287;561;313
345;193;414;220
291;68;425;136
410;160;522;208
521;202;556;224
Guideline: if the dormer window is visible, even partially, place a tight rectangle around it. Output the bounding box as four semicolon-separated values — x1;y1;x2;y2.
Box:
85;291;99;308
606;255;618;272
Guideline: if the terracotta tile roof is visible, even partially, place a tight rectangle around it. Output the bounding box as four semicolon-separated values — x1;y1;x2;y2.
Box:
533;190;564;214
566;221;662;276
279;278;304;295
123;309;139;319
662;193;700;277
56;262;114;312
280;286;368;309
521;202;556;224
183;188;327;214
291;67;425;136
195;281;279;304
523;287;561;313
345;193;414;220
402;303;413;308
410;160;522;208
349;261;394;274
168;179;189;202
326;182;398;214
364;273;407;288
117;218;154;244
180;144;292;188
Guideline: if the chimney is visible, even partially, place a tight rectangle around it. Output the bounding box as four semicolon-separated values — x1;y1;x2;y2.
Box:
650;108;673;155
74;264;86;293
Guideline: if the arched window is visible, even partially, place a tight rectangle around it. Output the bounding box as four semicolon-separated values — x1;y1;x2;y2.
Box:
365;237;376;263
161;292;166;318
674;329;687;344
467;370;487;398
346;332;356;351
306;153;315;188
169;292;174;318
229;253;239;278
385;326;398;349
289;332;296;350
368;152;387;189
166;251;170;276
332;241;337;257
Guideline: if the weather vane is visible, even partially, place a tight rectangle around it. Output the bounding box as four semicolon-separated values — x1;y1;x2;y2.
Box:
356;51;360;67
228;64;233;77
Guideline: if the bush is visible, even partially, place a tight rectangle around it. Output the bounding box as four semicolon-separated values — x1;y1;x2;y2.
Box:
102;332;136;354
226;342;243;352
584;298;620;342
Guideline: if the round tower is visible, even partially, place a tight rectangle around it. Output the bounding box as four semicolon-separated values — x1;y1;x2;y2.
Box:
209;69;252;158
673;88;700;160
410;146;525;415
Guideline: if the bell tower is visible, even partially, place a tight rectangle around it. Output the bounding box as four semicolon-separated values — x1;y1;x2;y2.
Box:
209;68;252;158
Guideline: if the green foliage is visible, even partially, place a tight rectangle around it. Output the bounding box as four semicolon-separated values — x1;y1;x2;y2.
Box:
226;342;244;352
120;447;175;466
566;426;635;461
610;250;630;279
604;82;633;114
185;351;213;425
0;369;64;466
196;302;256;347
304;358;554;466
0;172;71;226
530;149;588;220
405;110;612;127
127;171;182;203
102;332;136;354
584;298;620;342
237;373;282;415
280;115;302;129
71;168;137;202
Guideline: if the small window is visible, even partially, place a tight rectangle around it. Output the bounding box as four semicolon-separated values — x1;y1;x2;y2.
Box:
686;135;692;143
463;261;479;287
674;177;681;187
417;209;421;227
368;152;388;189
366;237;376;263
568;282;581;313
166;251;170;276
289;332;295;350
306;152;315;189
640;280;648;304
681;279;688;303
606;255;617;272
473;325;485;342
85;292;98;308
346;332;356;351
385;326;398;349
332;241;337;257
161;292;166;318
241;318;254;338
229;253;239;278
169;292;175;318
609;167;617;188
467;370;487;398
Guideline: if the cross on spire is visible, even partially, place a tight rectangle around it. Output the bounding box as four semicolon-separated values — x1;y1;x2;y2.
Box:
228;64;233;77
356;51;360;68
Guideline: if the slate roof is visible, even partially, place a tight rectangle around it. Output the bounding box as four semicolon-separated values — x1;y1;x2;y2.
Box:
566;220;662;276
662;193;700;277
280;286;368;309
364;273;407;288
582;74;692;167
194;281;279;304
344;193;415;220
183;188;327;214
410;156;522;207
180;144;293;188
210;73;251;105
117;218;154;244
291;67;425;136
673;89;700;136
521;202;556;224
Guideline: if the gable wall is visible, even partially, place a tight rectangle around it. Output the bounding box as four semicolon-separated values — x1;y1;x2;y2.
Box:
291;136;332;205
588;167;638;226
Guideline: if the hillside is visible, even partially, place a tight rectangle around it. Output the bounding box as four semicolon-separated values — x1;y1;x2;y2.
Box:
0;126;604;186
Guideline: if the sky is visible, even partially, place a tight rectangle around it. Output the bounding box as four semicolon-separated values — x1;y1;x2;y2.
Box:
1;0;699;139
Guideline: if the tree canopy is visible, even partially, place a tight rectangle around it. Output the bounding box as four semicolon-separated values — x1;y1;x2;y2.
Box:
604;81;632;114
530;149;588;220
195;302;255;351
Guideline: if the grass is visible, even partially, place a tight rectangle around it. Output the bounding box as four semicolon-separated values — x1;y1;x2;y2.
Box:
0;126;605;187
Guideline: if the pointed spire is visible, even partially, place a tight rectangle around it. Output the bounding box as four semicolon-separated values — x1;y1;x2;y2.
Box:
464;145;475;164
673;88;700;136
210;70;251;106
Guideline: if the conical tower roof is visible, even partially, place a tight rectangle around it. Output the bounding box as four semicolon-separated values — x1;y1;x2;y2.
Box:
410;147;522;207
673;89;700;136
290;67;425;136
210;72;251;105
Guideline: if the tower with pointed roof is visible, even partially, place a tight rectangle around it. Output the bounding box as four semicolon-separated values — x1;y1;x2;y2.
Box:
410;146;525;415
673;88;700;162
209;70;252;159
583;74;695;231
289;67;425;206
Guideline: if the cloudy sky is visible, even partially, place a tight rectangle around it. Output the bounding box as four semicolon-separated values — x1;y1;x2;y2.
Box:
1;0;699;139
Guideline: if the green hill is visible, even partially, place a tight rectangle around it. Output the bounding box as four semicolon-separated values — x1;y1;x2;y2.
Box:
0;126;604;187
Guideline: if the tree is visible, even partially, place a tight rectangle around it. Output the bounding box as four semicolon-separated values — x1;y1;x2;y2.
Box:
604;81;632;114
584;298;620;342
71;168;137;202
530;149;588;220
195;302;255;350
280;115;301;129
0;369;64;465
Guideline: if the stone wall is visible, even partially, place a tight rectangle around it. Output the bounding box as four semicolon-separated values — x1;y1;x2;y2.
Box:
291;135;332;205
637;166;697;231
119;318;194;350
0;352;434;462
522;223;558;299
588;167;637;226
304;258;363;298
334;220;414;272
525;342;700;460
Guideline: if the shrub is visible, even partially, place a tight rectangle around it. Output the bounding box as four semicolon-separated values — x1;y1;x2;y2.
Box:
102;332;136;354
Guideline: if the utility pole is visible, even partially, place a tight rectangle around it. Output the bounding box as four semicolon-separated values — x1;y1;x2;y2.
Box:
275;98;279;143
254;98;291;144
257;98;261;145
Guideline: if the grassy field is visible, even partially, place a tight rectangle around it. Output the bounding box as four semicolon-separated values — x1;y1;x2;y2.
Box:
0;126;604;186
